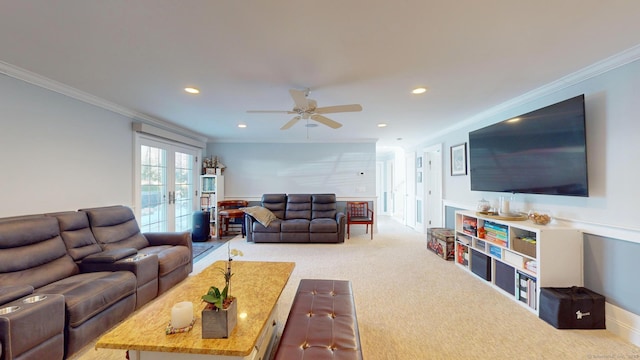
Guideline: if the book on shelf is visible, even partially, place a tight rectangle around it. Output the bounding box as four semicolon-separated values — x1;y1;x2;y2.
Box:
516;271;537;309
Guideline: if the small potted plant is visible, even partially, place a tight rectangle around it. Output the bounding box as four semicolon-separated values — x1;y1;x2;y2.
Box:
201;245;243;338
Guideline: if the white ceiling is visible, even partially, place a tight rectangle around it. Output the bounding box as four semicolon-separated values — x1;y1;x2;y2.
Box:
2;1;640;149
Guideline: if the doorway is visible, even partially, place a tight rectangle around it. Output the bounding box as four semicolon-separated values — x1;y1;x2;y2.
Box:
135;135;200;233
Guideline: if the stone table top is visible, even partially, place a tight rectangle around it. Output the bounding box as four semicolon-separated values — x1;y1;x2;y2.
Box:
96;260;296;357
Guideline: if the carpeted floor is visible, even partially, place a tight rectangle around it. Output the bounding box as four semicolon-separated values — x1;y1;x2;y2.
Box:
72;216;640;360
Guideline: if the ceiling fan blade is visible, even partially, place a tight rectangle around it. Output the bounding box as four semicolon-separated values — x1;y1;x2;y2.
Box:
289;89;309;110
315;104;363;114
281;116;301;130
310;114;342;129
247;110;296;114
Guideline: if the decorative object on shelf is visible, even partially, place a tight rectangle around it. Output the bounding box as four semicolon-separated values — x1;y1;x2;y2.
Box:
201;244;243;338
528;210;552;225
477;198;491;213
202;156;226;175
477;212;528;221
450;143;467;176
498;195;518;216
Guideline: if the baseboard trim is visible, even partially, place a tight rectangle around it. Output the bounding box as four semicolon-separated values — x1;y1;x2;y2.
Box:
606;302;640;347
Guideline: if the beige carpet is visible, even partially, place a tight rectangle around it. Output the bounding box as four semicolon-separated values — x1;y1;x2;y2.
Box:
72;216;639;360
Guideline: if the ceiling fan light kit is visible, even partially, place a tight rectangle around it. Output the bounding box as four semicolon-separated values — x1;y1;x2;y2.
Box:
247;88;363;130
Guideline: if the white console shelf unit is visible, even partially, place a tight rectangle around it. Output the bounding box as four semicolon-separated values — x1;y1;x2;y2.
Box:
200;174;224;237
454;210;583;314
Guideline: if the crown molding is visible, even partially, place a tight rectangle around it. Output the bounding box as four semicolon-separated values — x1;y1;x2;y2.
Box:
0;60;209;143
418;43;640;146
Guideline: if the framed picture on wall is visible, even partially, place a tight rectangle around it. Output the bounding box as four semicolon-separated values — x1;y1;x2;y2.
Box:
450;143;467;176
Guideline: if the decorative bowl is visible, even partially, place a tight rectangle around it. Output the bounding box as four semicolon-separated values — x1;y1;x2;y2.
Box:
528;210;552;225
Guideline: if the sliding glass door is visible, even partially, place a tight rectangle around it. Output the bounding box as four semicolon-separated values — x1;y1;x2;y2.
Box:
136;136;199;233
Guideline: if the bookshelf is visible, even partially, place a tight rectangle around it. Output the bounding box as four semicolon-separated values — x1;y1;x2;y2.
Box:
454;210;583;314
200;175;224;237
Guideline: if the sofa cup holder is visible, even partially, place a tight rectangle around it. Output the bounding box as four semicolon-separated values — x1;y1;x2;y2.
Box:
125;254;149;262
23;295;48;304
0;306;21;315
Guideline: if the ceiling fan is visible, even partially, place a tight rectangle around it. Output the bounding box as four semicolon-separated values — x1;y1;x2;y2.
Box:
247;89;363;130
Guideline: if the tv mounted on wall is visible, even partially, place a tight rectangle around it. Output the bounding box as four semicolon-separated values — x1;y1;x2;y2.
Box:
469;94;588;197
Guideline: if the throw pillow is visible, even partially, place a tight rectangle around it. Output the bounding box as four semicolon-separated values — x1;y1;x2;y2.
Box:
240;206;277;227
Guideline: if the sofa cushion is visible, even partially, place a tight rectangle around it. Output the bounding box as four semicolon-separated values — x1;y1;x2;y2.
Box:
0;285;34;305
0;216;79;289
36;271;136;328
241;206;277;227
251;219;282;233
46;211;103;261
311;194;337;219
138;245;191;277
81;206;150;251
285;194;312;220
281;219;310;232
261;194;287;219
310;218;338;233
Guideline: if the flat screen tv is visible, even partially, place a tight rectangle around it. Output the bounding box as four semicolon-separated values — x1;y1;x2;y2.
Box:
469;94;588;197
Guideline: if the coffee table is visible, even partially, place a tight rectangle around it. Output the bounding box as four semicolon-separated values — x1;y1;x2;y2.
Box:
96;260;295;360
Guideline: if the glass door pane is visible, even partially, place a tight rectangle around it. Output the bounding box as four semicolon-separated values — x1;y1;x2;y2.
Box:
174;151;195;232
140;145;168;232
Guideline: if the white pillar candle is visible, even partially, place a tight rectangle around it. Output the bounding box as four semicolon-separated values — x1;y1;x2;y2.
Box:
171;301;193;329
500;196;510;215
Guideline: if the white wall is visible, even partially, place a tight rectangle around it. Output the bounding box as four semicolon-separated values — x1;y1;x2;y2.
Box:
410;58;640;345
0;74;134;217
205;142;377;199
420;58;640;243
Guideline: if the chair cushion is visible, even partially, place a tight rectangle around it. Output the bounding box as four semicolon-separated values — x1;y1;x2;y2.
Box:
285;194;312;220
311;194;337;219
281;219;310;232
0;216;80;289
261;194;287;219
36;271;136;328
138;245;191;277
310;218;338;233
251;219;281;233
81;206;150;251
46;211;103;261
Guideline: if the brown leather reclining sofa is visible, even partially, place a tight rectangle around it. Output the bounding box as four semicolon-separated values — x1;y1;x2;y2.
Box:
245;194;346;243
0;205;192;360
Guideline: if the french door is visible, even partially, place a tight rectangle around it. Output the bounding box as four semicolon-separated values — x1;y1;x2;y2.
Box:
135;135;200;233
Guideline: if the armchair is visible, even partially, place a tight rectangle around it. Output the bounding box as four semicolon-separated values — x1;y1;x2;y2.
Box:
346;201;374;239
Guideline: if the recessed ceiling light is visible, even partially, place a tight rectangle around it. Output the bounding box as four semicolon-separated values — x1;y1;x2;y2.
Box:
412;87;427;94
237;124;247;128
377;123;387;128
184;87;200;94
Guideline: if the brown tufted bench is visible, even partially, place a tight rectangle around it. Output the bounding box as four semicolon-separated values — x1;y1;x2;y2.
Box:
274;279;363;360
